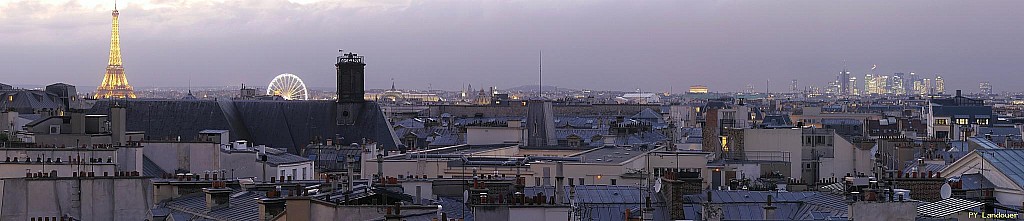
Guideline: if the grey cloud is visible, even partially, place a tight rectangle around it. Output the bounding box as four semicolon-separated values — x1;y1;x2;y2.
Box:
1;0;1022;93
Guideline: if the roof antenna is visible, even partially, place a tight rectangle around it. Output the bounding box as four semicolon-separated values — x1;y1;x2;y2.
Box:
538;50;543;100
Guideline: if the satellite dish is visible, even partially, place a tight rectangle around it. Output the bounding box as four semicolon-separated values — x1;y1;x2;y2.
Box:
654;178;663;192
940;183;952;199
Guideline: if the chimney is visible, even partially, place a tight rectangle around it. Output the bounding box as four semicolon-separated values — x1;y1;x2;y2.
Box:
416;185;423;205
347;155;356;192
763;194;777;220
956;90;962;97
385;202;403;221
555;162;565;205
258;190;286;221
110;105;126;146
1;110;17;134
204;181;232;210
70;110;85;134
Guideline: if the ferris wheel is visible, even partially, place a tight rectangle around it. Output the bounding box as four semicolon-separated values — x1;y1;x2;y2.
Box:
267;73;309;100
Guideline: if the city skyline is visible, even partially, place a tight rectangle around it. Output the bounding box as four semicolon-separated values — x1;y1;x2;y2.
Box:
2;0;1023;92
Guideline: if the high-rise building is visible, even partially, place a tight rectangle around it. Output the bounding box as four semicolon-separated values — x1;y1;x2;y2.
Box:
94;5;136;99
935;76;945;94
980;81;993;95
892;73;906;95
923;78;933;95
877;75;890;94
864;74;874;95
838;68;851;96
790;79;798;93
849;77;859;95
826;81;839;95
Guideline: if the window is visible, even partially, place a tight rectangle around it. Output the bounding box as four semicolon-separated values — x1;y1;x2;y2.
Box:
978;118;989;125
302;168;307;180
535;177;541;186
579;178;585;185
956;118;969;125
935;119;948;125
611;179;617;185
568;178;575;186
280;170;285;176
292;169;297;179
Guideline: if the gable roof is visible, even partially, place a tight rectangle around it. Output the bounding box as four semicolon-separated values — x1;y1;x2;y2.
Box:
974;149;1024;189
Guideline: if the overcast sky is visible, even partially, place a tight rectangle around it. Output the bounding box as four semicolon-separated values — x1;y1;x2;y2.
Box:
1;0;1022;93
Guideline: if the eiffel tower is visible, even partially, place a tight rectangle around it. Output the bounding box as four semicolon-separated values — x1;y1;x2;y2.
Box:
94;2;136;99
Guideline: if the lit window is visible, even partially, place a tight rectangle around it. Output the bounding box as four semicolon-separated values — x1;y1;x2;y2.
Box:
720;136;729;151
935;119;948;125
978;119;989;125
6;96;11;101
956;118;969;125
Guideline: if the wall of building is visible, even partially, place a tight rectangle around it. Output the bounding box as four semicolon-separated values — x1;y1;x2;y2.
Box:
848;201;917;221
819;135;871;179
220;151;275;181
742;129;802;180
276;162;315;180
473;206;571;221
467;127;524;145
0;177;152;221
283;200;438;221
143;142;221;174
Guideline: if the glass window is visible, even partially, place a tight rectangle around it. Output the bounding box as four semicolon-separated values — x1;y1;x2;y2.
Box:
956;118;969;125
935;119;948;125
302;168;307;180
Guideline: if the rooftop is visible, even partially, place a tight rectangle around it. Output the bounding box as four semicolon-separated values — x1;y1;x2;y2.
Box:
573;145;654;164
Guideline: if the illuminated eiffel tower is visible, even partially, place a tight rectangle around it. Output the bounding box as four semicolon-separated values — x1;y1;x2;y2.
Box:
94;2;136;99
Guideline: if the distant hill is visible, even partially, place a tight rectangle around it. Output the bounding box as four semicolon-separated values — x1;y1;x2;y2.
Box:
505;85;574;92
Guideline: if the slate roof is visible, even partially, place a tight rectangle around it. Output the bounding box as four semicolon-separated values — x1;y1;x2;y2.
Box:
161;189;262;221
762;115;794;127
680;190;847;220
974;149;1024;189
931;106;993;118
527;185;669;221
969;137;1003;150
265;150;312;166
143;155;169;177
955;173;997;190
630;108;663;121
0;90;64;113
917;198;983;217
87;100;400;153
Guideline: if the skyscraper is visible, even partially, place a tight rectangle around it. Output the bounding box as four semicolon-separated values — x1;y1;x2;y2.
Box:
892;73;906;95
864;74;874;95
838;68;851;96
849;76;859;95
923;78;933;95
935;75;945;94
94;4;137;99
790;79;798;93
980;81;993;95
